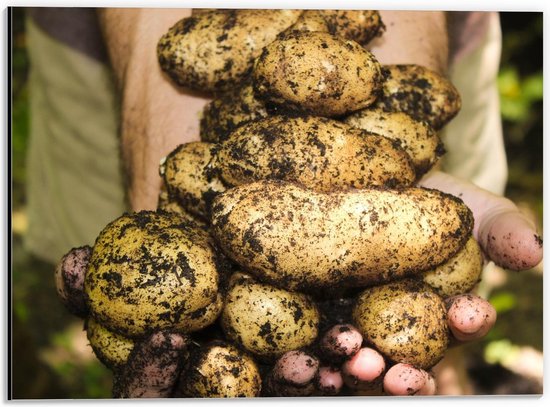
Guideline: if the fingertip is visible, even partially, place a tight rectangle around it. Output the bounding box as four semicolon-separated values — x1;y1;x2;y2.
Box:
317;367;343;395
342;347;385;384
274;350;319;386
320;324;363;358
447;294;497;342
383;363;428;396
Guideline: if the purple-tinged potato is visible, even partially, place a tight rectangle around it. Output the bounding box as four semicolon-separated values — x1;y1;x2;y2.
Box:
211;180;473;292
55;245;91;318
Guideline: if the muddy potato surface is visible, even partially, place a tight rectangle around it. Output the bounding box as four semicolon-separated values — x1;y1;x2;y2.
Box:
199;80;269;143
215;115;416;191
161;142;226;220
157;9;302;92
211;180;473;292
86;318;135;369
180;341;262;397
344;107;444;177
374;64;461;130
319;10;384;45
221;273;320;360
352;279;449;370
422;236;483;297
253;31;384;117
85;211;221;338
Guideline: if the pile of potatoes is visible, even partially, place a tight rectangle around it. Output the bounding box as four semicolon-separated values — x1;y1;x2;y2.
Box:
57;9;487;398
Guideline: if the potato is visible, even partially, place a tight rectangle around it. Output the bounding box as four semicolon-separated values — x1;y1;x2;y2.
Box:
85;211;222;338
344;108;444;177
157;187;208;228
352;279;449;369
86;318;135;369
253;31;383;117
221;273;320;361
422;236;483;297
215;115;416;191
199;80;269;143
374;64;462;130
318;10;384;45
287;10;331;33
180;340;262;397
211;180;473;292
160;142;226;219
157;9;302;92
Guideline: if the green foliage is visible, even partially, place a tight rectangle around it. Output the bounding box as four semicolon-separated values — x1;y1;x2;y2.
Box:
489;291;518;314
498;67;543;123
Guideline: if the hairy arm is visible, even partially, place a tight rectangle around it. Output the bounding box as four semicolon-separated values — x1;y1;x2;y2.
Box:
98;8;209;211
369;11;448;74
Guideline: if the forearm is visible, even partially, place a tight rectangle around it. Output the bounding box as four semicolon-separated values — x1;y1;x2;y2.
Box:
98;8;209;211
369;11;448;74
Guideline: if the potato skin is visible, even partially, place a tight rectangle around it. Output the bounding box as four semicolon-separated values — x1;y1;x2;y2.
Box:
352;279;449;370
422;236;483;297
161;142;226;219
215;115;416;191
86;318;135;369
318;10;385;45
180;341;262;397
85;211;221;338
253;31;384;117
199;80;269;143
221;273;320;361
210;180;474;292
374;64;462;130
157;9;302;92
344;107;445;177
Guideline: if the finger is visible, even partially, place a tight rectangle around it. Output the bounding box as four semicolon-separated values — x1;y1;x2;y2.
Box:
55;246;92;317
264;350;319;397
419;171;542;270
315;366;343;396
342;347;386;391
114;332;189;398
319;324;363;361
445;294;497;342
383;363;435;396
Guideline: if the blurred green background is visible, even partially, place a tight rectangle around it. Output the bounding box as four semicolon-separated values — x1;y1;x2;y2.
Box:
10;9;543;398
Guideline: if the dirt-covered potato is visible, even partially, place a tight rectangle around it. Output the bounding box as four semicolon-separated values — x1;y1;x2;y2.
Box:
253;31;384;117
86;318;135;369
344;107;444;177
180;341;262;397
221;273;320;361
318;10;385;45
352;279;449;370
160;142;226;219
157;188;208;229
199;80;269;143
287;10;331;33
157;9;302;92
85;211;222;338
374;64;462;130
215;115;416;191
422;236;483;297
211;180;473;292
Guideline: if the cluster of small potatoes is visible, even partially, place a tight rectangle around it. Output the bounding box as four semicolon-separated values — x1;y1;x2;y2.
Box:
61;9;485;398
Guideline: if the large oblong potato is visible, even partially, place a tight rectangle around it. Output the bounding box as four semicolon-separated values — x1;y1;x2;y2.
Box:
374;64;462;130
85;211;221;338
157;9;302;92
211;180;474;292
215;115;416;191
253;31;384;117
352;279;449;370
221;273;320;361
422;235;483;297
180;341;262;398
344;107;445;177
160;142;226;219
